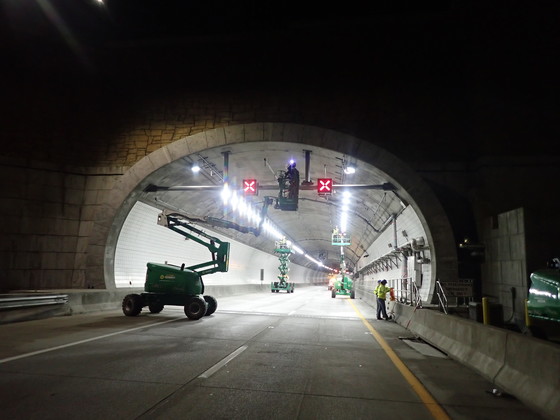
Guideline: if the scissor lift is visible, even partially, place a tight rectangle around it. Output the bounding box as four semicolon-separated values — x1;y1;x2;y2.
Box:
271;238;295;293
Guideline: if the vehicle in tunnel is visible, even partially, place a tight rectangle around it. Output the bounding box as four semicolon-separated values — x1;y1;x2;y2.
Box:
526;257;560;340
331;228;355;298
331;273;355;299
122;211;230;319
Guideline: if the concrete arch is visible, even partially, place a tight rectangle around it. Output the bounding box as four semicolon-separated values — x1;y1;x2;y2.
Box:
87;123;457;292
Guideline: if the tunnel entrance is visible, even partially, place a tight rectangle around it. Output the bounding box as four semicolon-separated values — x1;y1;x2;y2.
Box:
90;123;457;305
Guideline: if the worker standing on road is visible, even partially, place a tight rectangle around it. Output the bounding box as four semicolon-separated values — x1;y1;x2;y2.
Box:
376;280;391;320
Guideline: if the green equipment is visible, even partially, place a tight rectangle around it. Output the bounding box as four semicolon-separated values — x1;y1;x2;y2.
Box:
526;258;560;339
331;273;354;299
122;210;230;320
273;161;300;211
271;238;295;293
331;228;355;299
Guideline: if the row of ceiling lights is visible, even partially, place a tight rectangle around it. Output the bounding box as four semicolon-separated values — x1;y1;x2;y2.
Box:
219;182;336;271
190;155;357;272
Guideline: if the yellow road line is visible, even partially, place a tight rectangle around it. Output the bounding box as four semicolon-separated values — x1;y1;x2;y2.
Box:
348;300;450;420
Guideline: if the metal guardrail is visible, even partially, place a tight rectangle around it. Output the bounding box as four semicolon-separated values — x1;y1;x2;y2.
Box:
411;281;422;308
436;280;448;314
387;277;422;308
0;294;69;310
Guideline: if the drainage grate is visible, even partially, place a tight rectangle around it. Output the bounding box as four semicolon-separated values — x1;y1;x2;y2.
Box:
399;336;447;358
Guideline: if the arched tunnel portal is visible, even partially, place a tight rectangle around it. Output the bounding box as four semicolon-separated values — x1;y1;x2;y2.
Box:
87;123;457;303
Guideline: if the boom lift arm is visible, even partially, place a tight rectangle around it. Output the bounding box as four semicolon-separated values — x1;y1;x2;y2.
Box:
157;210;230;276
122;200;274;321
161;197;273;237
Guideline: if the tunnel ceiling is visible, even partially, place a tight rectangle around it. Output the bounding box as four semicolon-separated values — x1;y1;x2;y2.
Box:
137;142;406;271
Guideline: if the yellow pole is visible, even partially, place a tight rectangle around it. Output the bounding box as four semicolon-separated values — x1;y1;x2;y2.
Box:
525;299;531;326
482;297;489;325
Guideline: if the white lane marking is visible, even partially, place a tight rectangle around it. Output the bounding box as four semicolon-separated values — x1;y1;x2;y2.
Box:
198;345;248;379
0;318;178;364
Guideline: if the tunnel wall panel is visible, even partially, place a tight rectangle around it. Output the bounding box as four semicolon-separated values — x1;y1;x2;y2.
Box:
357;206;433;302
115;201;323;287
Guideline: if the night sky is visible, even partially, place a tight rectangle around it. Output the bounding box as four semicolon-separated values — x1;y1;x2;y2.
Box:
2;1;556;85
1;1;558;156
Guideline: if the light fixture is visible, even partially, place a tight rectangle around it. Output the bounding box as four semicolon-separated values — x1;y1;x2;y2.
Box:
343;165;356;175
191;163;201;173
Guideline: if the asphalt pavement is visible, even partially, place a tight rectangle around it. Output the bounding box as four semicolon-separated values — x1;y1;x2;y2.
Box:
0;286;546;420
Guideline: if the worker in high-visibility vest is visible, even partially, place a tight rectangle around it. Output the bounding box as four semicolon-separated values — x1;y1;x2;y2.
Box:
374;279;381;295
376;279;391;320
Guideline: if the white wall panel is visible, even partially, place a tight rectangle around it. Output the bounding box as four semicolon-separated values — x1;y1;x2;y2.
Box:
114;202;323;288
357;206;432;302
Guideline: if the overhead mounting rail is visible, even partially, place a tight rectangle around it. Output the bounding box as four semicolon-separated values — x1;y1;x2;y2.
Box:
144;182;397;192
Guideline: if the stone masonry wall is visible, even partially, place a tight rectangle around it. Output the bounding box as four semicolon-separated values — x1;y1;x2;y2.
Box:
1;88;559;295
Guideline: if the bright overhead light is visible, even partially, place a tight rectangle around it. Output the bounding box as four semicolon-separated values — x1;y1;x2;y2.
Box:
221;184;231;204
292;245;304;254
231;193;239;211
344;165;356;174
191;163;201;173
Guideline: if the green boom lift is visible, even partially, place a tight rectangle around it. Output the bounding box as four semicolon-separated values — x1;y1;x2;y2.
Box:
331;228;355;299
122;210;232;320
526;257;560;339
122;197;274;320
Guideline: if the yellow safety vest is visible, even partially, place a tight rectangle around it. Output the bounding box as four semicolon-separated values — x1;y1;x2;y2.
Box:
377;285;391;300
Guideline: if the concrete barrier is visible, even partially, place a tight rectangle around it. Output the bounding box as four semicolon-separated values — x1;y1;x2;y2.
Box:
65;284;275;314
399;304;509;382
0;302;72;324
385;298;560;420
0;283;281;324
497;332;560;419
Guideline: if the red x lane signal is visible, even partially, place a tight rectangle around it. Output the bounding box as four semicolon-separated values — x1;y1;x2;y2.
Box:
317;178;333;195
243;179;258;196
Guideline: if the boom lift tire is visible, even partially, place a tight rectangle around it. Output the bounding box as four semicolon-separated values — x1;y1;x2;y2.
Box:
122;294;143;316
331;289;336;298
350;290;355;299
148;303;164;313
184;296;208;320
203;295;217;316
